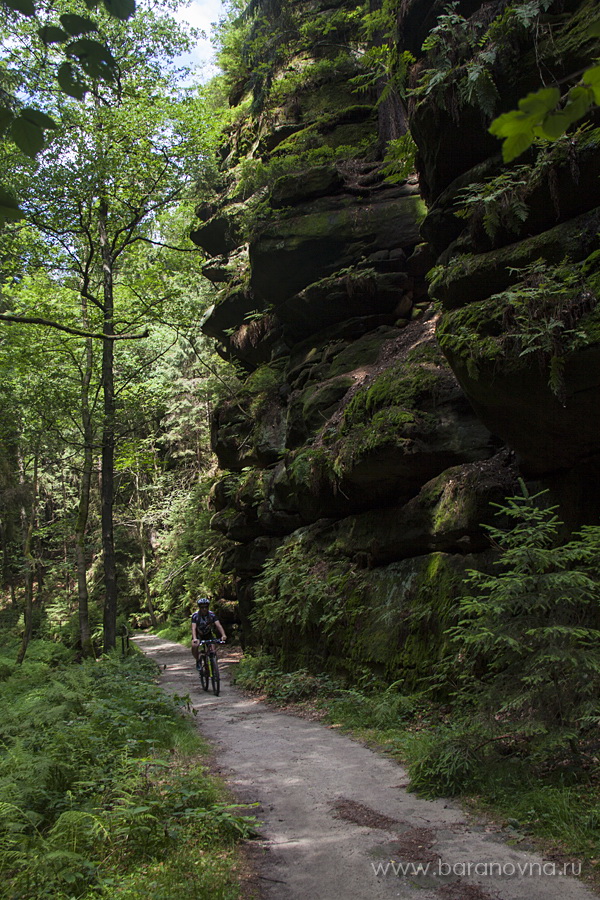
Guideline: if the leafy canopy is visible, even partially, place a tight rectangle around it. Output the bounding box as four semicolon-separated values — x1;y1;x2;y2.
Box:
0;0;137;220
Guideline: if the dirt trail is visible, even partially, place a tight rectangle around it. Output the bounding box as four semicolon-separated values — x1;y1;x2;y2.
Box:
133;634;597;900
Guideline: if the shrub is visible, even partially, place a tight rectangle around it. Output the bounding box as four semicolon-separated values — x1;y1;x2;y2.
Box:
449;484;600;753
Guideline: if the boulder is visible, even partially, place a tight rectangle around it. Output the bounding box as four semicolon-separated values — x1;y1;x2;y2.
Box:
441;341;600;476
249;183;424;305
270;165;343;208
322;451;518;565
345;550;496;688
278;268;412;342
190;205;245;257
286;374;355;445
430;207;600;310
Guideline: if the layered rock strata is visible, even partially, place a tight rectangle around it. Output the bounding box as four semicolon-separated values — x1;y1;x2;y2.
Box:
191;0;599;684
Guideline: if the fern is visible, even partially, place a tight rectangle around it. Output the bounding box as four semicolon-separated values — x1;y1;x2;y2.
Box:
449;485;600;742
48;810;109;852
381;132;417;183
455;168;531;241
412;0;559;120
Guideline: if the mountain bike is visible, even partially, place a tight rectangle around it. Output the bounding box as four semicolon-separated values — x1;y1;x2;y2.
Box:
197;639;224;696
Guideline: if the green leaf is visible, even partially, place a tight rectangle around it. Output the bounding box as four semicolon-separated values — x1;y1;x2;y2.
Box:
21;107;56;130
488;109;527;138
0;107;14;134
517;87;560;119
102;0;135;20
0;187;23;222
38;25;69;44
582;65;600;105
586;21;600;37
60;14;99;35
57;63;87;100
11;114;45;158
582;65;600;87
562;86;593;125
501;130;534;163
67;38;117;80
3;0;35;15
537;111;570;140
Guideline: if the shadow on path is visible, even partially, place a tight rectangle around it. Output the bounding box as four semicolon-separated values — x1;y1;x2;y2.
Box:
133;633;598;900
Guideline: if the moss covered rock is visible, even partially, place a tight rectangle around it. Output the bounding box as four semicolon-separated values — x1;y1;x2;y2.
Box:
323;451;518;564
250;183;424;305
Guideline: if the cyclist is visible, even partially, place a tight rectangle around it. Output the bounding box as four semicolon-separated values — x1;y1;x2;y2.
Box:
191;597;226;667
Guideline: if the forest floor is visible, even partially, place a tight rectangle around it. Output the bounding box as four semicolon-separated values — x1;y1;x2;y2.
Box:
132;634;598;900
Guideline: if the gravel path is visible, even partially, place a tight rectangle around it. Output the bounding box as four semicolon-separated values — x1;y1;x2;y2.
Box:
133;634;597;900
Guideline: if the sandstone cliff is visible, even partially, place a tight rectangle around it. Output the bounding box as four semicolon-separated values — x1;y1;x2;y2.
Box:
191;0;600;684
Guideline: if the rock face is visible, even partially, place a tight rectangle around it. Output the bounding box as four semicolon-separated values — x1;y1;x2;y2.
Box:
192;0;599;685
405;0;600;480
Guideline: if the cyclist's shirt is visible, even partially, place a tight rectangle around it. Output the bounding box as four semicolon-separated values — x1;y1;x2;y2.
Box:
192;610;219;638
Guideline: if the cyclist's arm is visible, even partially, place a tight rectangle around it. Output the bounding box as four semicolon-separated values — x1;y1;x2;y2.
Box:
191;621;199;643
215;619;226;642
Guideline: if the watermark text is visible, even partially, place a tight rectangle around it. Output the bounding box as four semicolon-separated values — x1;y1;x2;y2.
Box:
372;860;582;878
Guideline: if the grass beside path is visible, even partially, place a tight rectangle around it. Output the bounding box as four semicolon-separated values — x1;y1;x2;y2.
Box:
0;637;256;900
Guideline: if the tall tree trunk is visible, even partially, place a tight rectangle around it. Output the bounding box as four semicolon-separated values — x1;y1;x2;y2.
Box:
134;472;158;627
98;201;118;653
140;535;158;627
369;0;409;147
16;454;38;665
75;307;95;657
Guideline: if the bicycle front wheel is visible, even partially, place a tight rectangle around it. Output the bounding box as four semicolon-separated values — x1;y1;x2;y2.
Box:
199;656;209;692
210;654;220;696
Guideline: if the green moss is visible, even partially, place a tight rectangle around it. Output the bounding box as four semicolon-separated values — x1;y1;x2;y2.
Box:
301;375;354;420
437;259;600;389
245;364;281;394
334;408;417;476
321;121;376;151
382;553;463;689
332;553;465;688
431;208;600;310
273;123;322;155
288;446;335;496
242;364;284;418
405;340;446;365
437;297;504;378
342;361;440;430
327;329;391;376
245;528;471;689
300;74;369;118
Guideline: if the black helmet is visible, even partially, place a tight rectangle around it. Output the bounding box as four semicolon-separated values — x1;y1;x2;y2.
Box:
197;597;210;607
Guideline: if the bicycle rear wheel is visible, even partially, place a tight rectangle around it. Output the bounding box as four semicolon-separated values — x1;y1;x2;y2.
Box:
210;653;220;696
199;656;209;691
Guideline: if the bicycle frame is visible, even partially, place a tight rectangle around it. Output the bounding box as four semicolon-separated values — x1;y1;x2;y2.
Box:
197;639;223;696
198;638;219;662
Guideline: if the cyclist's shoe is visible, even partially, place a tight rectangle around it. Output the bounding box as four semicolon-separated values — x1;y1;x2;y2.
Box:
196;660;201;670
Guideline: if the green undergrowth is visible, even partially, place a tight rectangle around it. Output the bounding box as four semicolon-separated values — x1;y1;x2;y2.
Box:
233;653;600;868
0;638;256;900
233;653;339;703
154;620;191;645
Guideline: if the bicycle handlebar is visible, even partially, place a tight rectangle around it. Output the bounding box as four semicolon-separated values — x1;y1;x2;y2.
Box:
198;639;225;645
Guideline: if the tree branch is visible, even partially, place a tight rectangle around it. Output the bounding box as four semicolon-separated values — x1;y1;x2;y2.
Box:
0;314;149;341
135;236;203;253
